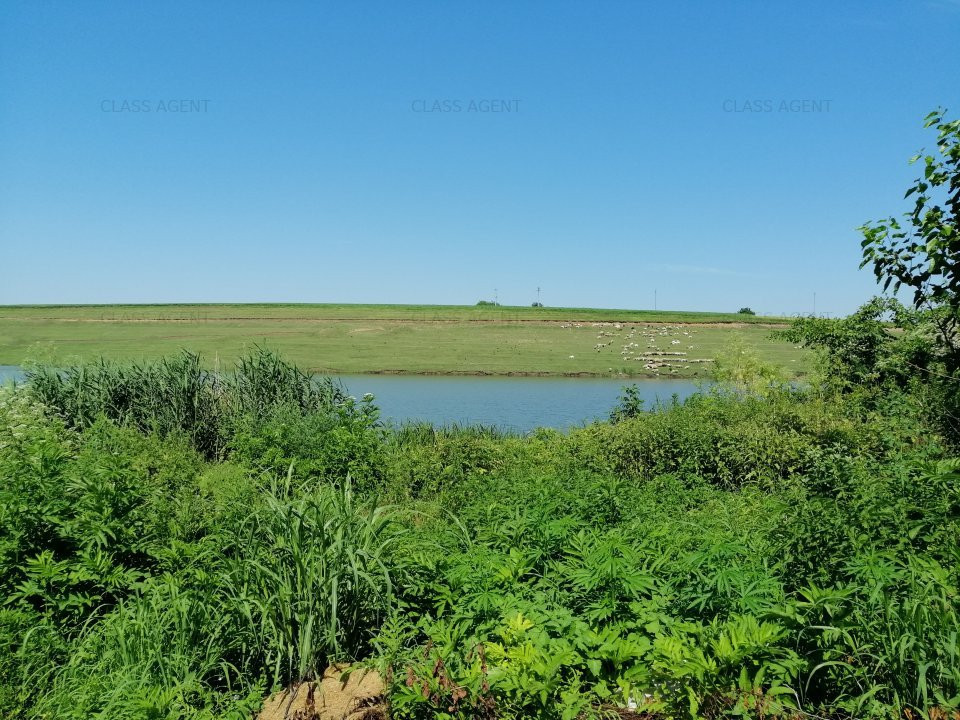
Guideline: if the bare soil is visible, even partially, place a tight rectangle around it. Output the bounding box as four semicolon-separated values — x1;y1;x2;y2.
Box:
258;666;386;720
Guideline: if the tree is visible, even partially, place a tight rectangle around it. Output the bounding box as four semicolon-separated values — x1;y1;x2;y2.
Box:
861;109;960;371
776;297;926;392
738;307;755;315
860;109;960;310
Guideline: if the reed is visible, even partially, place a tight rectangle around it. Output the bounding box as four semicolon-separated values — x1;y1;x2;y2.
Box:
27;347;347;458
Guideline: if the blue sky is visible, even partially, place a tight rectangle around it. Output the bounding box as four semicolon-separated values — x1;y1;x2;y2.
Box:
1;1;958;315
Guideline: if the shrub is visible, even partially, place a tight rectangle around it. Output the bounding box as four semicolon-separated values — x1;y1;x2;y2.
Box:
228;394;384;490
1;417;203;629
609;385;644;423
382;423;518;498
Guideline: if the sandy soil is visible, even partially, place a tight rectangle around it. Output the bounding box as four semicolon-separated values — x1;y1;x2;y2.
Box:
258;666;386;720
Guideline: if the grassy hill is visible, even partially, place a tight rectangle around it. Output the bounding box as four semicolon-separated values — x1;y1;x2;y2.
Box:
0;303;807;377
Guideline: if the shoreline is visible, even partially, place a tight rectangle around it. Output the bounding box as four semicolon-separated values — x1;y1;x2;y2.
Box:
309;368;807;380
1;364;808;381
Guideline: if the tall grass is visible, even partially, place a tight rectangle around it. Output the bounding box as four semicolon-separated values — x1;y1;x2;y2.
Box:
223;472;402;687
27;348;346;458
30;572;264;720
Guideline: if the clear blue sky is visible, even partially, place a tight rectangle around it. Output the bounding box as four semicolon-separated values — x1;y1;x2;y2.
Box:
1;1;958;315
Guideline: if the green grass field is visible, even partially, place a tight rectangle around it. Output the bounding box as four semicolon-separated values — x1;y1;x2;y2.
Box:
0;304;809;377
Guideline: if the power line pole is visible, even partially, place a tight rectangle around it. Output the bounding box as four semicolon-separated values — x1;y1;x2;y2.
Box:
536;286;541;306
813;292;816;316
654;289;658;311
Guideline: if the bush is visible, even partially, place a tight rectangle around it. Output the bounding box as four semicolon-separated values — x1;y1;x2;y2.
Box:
1;416;203;630
609;385;644;423
229;394;384;490
573;389;875;490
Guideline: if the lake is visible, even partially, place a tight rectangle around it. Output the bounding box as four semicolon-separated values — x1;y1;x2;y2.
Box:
0;366;705;432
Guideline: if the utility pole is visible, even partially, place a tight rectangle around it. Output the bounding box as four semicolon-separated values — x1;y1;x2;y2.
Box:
494;288;498;306
654;289;658;311
813;292;816;316
536;286;541;306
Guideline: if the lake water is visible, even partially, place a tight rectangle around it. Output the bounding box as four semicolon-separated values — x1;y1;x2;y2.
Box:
0;366;704;432
0;367;24;384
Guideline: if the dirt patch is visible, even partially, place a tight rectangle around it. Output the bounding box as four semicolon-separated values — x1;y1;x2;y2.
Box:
258;666;386;720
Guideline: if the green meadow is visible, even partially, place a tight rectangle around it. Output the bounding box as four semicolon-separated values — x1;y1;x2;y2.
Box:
0;304;808;377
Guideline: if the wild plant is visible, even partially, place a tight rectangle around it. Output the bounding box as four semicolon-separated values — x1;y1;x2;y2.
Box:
27;347;350;458
222;471;404;687
29;572;264;720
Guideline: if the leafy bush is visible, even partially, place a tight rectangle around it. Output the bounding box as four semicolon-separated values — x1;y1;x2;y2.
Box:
1;423;203;638
573;389;872;490
382;423;520;498
229;394;384;490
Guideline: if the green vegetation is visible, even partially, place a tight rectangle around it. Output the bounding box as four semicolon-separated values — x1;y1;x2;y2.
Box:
860;109;960;312
25;348;348;459
2;111;959;719
0;304;805;378
0;303;790;323
1;340;958;719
